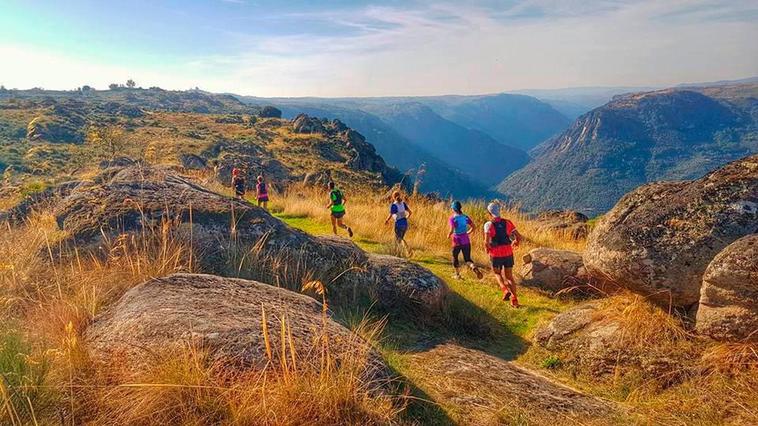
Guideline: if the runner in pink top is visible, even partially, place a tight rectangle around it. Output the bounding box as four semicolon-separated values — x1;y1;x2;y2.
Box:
256;175;269;210
447;201;483;280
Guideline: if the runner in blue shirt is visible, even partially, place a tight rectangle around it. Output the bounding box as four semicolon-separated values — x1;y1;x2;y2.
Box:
384;190;413;257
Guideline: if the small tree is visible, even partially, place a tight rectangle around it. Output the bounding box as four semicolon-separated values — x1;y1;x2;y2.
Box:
86;126;131;161
108;83;119;90
126;79;136;88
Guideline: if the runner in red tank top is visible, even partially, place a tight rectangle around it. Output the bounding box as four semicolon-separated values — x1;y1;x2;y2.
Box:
483;202;522;307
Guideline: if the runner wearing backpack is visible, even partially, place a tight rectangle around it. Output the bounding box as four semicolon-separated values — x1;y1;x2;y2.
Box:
448;201;483;280
231;168;246;200
483;202;522;308
384;190;413;257
326;181;353;237
256;175;269;210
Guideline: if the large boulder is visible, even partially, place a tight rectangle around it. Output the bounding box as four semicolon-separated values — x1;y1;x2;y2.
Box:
535;301;690;380
520;248;588;294
696;234;758;341
85;273;388;379
53;166;447;313
534;303;623;377
2;180;83;224
584;155;758;309
179;153;207;170
367;254;447;310
533;210;590;240
292;114;326;134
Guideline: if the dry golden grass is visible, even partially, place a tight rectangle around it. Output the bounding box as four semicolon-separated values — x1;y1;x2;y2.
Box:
526;291;758;424
272;183;585;267
85;319;400;426
0;207;401;425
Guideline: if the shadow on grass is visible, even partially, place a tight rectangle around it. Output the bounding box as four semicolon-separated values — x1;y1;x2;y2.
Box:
389;368;455;425
333;285;530;363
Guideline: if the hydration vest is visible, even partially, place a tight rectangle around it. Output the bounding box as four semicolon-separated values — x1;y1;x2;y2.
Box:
257;182;267;195
452;214;469;234
330;189;344;206
491;218;511;247
393;202;407;220
233;176;245;192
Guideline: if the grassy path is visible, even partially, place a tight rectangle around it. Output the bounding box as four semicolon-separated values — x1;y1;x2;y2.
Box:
274;212;616;424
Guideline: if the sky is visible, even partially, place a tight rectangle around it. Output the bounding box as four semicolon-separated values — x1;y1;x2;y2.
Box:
1;0;756;97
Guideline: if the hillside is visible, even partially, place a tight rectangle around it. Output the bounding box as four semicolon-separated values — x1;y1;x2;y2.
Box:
358;102;530;187
273;103;496;198
510;86;657;119
499;84;758;214
0;88;402;194
416;93;571;150
241;92;565;195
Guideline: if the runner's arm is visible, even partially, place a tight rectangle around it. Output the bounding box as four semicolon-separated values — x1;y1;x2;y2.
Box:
447;223;454;239
511;229;522;248
386;204;398;224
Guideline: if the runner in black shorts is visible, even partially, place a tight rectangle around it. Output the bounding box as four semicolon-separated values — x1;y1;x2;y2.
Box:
326;181;353;237
448;201;483;279
483;202;522;308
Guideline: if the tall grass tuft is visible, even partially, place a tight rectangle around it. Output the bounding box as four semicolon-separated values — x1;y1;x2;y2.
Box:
1;203;404;424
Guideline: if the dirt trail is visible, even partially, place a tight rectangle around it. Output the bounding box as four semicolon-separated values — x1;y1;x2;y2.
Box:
408;343;621;424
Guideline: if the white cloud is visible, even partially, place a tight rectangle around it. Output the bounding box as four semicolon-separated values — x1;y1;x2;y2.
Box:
2;0;756;96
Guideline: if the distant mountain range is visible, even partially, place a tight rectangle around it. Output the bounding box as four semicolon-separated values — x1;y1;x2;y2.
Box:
270;103;496;198
499;83;758;214
240;93;568;197
508;86;657;120
3;77;755;210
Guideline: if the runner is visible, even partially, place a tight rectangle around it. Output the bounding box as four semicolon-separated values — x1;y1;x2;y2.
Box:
231;168;246;200
326;181;353;237
256;175;269;210
447;201;483;280
384;190;413;257
483;202;522;307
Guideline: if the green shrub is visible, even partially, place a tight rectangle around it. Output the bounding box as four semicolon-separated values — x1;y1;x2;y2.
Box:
541;355;562;370
19;180;47;197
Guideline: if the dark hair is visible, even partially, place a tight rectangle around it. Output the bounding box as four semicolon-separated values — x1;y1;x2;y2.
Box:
451;200;462;214
328;181;335;189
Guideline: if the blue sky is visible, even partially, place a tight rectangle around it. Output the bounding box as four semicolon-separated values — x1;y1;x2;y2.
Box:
1;0;756;96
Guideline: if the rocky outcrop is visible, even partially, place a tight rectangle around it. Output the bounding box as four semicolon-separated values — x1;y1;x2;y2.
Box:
291;114;404;184
533;210;590;239
499;87;758;213
257;105;282;118
53;166;447;313
535;302;688;380
696;234;758;341
367;254;447;310
535;303;624;377
26;103;87;144
85;273;388;380
206;140;292;188
409;343;617;424
2;180;82;224
520;248;588;294
179;153;207;170
584;155;758;309
98;156;139;169
292;114;326;134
